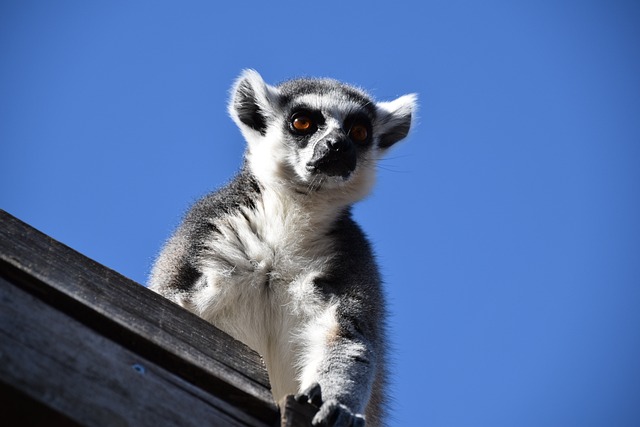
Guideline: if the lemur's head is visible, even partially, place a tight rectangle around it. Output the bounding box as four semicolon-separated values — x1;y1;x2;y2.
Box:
229;70;417;204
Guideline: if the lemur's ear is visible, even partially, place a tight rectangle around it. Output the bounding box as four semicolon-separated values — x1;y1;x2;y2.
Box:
229;69;280;136
375;94;418;149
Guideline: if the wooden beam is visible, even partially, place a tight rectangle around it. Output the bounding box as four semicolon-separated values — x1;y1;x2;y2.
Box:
280;395;320;427
0;210;280;426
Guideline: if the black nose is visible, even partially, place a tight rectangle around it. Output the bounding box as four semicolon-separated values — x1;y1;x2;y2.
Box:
326;138;348;152
306;137;357;178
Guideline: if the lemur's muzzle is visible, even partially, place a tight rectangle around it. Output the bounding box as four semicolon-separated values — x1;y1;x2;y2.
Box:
306;134;357;178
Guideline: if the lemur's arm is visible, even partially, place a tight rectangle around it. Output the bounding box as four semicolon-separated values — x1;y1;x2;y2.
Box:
298;296;380;427
295;218;386;426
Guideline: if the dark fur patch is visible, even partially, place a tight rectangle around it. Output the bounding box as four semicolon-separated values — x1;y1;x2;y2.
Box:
379;116;411;148
233;80;267;135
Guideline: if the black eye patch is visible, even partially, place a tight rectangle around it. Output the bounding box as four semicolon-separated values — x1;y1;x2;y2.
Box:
343;113;373;144
288;108;325;135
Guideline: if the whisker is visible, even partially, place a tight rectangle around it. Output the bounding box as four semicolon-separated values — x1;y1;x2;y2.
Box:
376;165;410;174
359;154;410;174
378;154;412;162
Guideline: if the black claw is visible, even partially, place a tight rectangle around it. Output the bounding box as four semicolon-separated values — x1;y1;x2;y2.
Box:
294;392;308;404
307;383;323;407
295;382;323;408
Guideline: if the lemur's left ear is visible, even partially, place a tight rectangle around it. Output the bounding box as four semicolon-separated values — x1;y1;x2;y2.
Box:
375;94;418;149
229;69;280;136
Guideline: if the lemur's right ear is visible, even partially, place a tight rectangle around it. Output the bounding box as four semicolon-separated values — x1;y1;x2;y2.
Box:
375;94;418;149
229;69;280;136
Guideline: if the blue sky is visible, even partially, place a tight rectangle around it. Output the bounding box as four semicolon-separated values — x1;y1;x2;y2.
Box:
2;1;639;426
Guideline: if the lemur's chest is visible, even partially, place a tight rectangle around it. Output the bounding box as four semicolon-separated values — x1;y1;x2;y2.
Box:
195;189;336;344
212;192;332;281
191;190;340;399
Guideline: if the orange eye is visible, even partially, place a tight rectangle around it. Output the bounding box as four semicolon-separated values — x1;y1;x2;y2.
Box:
292;116;313;132
349;124;368;142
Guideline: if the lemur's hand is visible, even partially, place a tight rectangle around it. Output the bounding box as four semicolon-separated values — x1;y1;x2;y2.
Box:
295;383;366;427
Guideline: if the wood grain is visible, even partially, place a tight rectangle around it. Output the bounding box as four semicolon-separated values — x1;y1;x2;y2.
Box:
0;209;282;426
0;277;269;426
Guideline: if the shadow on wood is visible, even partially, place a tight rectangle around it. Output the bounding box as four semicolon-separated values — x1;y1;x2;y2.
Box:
280;395;320;427
0;210;318;427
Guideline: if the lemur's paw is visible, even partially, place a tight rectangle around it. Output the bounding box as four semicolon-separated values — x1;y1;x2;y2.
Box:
312;399;365;427
295;382;323;408
295;383;365;427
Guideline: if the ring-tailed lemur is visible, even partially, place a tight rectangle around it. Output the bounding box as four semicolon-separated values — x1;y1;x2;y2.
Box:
149;70;416;427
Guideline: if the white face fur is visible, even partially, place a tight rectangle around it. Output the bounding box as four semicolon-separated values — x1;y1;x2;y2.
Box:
229;70;417;207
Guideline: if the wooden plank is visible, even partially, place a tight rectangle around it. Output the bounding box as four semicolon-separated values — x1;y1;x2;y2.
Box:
0;210;278;425
0;276;271;427
280;395;319;427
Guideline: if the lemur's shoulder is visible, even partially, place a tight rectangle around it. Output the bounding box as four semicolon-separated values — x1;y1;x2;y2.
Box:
184;166;260;224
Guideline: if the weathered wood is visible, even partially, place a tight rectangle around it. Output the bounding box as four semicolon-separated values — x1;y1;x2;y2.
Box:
0;276;267;426
0;209;279;426
280;395;319;427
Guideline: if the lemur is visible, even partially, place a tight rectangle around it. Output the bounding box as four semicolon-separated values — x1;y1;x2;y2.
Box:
149;70;416;427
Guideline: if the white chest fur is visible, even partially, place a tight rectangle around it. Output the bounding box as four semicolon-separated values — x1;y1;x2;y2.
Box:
188;186;340;400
